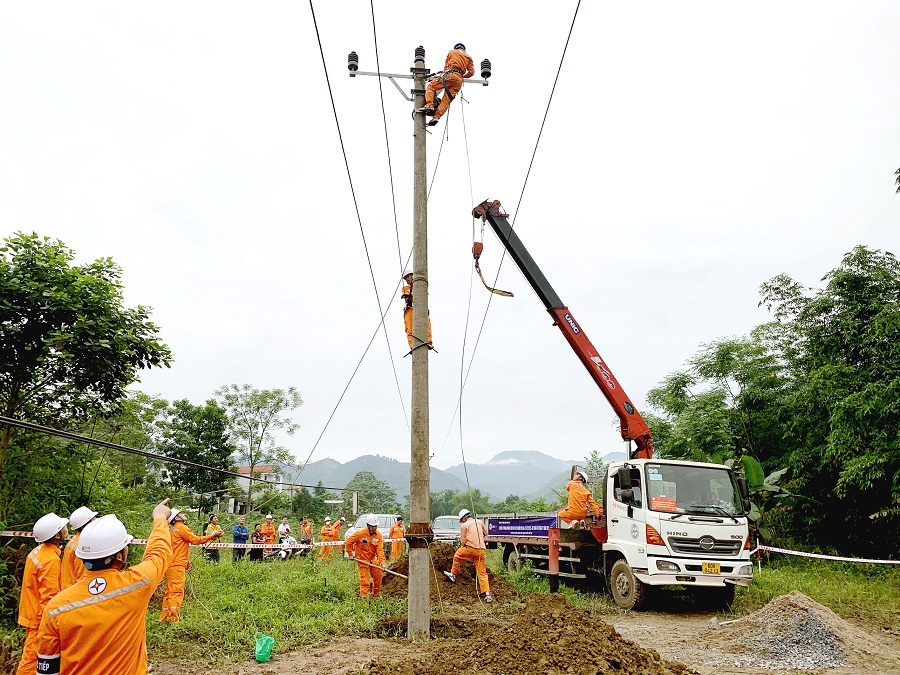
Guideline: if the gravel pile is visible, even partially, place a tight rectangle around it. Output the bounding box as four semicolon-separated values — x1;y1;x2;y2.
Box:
703;590;857;670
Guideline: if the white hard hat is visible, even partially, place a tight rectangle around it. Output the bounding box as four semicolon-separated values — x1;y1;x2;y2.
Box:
76;514;133;560
402;268;412;278
576;471;589;482
365;513;379;526
266;514;273;519
325;516;331;522
69;506;98;531
458;509;471;521
340;517;346;522
33;513;68;543
167;508;182;524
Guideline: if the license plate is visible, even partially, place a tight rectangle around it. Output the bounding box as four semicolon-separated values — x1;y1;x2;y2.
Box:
702;562;721;574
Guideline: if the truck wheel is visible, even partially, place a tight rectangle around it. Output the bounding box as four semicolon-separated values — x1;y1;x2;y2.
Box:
609;559;647;610
505;546;523;573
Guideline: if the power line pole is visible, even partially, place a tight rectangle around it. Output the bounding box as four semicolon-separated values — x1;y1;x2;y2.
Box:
348;45;491;641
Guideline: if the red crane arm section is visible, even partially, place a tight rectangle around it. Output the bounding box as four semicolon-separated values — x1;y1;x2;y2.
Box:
548;308;653;459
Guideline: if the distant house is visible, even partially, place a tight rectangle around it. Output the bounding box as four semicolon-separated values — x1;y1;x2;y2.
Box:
236;464;283;493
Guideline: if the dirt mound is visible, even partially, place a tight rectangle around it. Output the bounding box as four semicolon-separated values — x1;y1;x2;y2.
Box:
381;543;519;605
703;590;888;671
369;593;695;675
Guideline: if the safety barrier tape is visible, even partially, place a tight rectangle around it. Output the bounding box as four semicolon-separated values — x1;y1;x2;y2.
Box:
1;532;454;548
752;544;900;565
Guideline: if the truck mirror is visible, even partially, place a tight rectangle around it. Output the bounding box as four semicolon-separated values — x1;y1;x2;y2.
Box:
742;498;752;513
737;476;750;500
617;467;632;489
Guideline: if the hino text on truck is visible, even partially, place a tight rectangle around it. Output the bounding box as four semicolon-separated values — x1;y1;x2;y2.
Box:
471;199;755;610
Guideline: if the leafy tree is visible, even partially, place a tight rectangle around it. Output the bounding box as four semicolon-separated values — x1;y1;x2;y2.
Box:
214;384;302;512
344;471;400;513
0;232;171;491
449;488;492;517
158;399;237;514
429;489;459;519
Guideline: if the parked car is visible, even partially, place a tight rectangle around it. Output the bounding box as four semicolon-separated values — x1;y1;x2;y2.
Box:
431;515;460;542
345;513;402;555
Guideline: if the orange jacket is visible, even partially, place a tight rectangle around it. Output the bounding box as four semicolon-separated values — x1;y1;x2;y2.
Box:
444;48;474;78
18;542;62;629
36;518;173;675
61;532;87;590
344;527;385;565
261;521;277;545
565;479;602;517
459;518;487;550
388;523;405;541
320;524;334;540
171;522;215;568
302;521;312;539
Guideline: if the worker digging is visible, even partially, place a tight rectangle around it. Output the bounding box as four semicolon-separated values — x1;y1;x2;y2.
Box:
442;509;492;603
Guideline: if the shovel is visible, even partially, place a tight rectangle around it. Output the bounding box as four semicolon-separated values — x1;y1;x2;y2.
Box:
353;557;409;579
708;616;742;629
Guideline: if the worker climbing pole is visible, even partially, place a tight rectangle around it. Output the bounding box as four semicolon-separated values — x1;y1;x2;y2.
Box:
401;268;434;351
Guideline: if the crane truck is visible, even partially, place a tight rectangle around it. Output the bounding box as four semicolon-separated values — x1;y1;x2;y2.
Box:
471;199;754;610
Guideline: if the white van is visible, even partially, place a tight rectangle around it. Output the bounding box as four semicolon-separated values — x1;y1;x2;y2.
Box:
344;513;402;545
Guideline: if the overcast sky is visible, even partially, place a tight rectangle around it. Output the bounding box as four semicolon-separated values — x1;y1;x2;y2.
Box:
2;2;898;473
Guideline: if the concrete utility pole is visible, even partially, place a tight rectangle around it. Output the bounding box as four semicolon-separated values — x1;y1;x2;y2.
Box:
348;45;491;641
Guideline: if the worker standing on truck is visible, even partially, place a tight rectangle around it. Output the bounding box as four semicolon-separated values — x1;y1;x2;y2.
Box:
36;501;173;675
420;43;475;127
388;516;405;562
159;509;221;622
15;512;67;675
443;509;492;603
344;514;386;599
401;269;433;350
558;471;603;527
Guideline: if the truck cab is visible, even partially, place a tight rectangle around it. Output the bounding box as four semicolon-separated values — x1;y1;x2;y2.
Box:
602;459;753;609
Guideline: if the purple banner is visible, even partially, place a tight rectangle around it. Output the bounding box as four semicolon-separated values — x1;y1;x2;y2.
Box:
487;516;557;537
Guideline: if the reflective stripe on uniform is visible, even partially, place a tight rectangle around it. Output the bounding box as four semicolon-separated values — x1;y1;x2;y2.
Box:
47;577;150;617
28;551;43;568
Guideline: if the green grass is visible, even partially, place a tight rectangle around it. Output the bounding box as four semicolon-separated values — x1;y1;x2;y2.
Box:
145;553;405;664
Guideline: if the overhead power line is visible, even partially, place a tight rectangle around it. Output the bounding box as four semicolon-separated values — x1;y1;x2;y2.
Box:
0;415;350;494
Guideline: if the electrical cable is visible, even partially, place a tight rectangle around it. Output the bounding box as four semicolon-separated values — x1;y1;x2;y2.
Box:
369;0;405;276
440;0;584;455
308;0;409;431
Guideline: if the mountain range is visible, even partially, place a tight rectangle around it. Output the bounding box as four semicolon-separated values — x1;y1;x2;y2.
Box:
274;450;625;502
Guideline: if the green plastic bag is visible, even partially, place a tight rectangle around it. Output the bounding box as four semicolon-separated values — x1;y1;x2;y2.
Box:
254;632;275;663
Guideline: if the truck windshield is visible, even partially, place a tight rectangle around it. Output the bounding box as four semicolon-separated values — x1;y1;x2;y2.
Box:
644;464;741;515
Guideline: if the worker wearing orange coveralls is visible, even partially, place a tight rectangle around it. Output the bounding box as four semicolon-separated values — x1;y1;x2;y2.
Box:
16;512;68;675
558;471;602;527
344;514;386;599
443;509;492;603
401;269;432;350
261;514;277;550
35;500;173;675
422;43;475;126
159;509;221;622
318;516;335;560
60;505;97;590
301;516;312;542
388;516;405;562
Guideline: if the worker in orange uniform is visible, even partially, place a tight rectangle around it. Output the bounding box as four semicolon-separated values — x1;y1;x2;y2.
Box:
318;516;334;560
443;509;492;603
558;470;602;528
421;43;475;127
35;500;173;675
388;516;405;562
334;516;347;556
401;269;432;350
60;505;97;589
301;516;312;544
159;509;222;622
344;514;386;599
16;512;68;675
261;514;277;551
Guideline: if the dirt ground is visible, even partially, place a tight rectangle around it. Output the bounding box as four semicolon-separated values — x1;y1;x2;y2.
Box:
152;548;900;675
